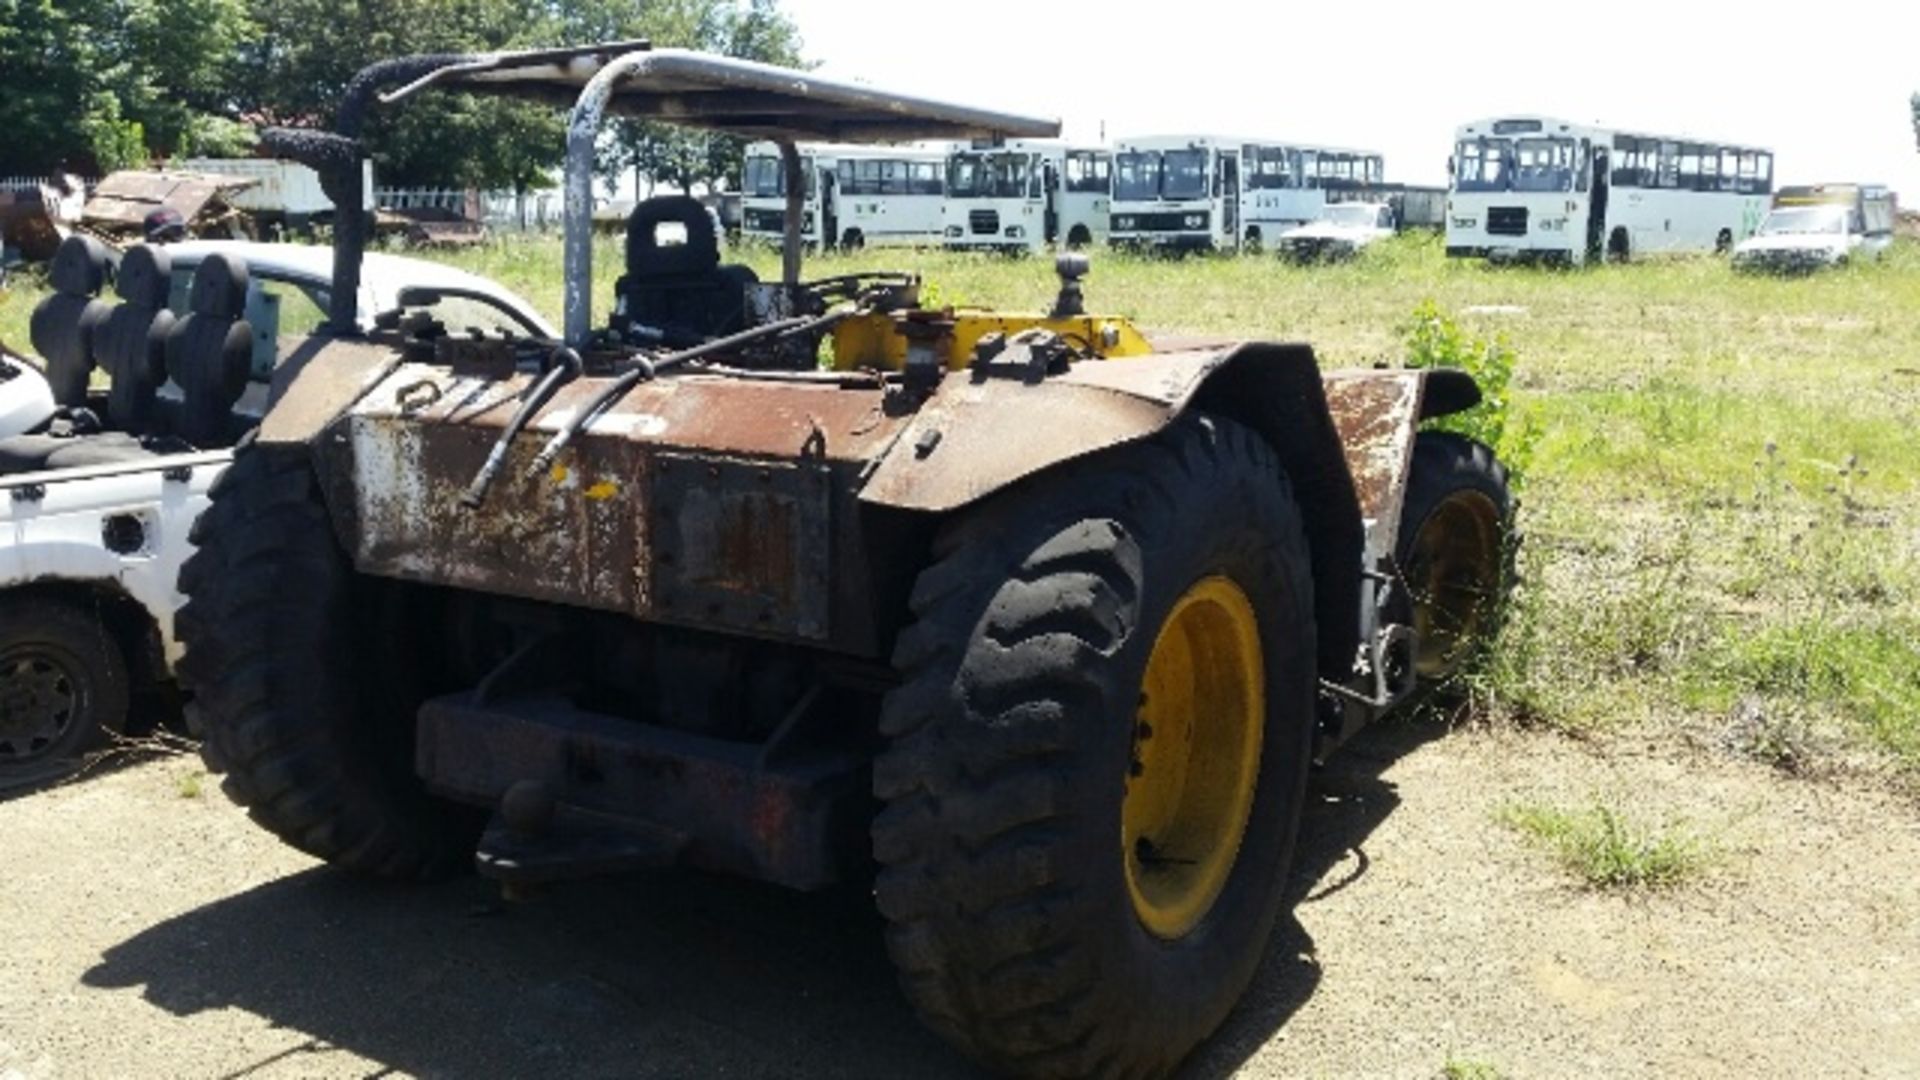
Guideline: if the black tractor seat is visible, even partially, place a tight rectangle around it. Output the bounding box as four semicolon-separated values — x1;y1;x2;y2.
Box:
612;195;756;345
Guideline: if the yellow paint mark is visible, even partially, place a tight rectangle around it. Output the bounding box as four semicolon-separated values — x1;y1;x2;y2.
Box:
550;464;571;484
584;480;619;501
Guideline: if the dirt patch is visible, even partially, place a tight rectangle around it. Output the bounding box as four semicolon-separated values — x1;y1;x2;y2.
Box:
1;725;1914;1079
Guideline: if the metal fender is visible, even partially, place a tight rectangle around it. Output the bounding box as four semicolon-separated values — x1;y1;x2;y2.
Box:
258;335;411;447
857;343;1488;674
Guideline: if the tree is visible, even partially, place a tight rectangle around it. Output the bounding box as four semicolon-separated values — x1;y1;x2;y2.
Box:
0;0;254;174
232;0;566;190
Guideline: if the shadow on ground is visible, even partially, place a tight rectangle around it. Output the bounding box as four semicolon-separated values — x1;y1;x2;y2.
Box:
83;720;1443;1079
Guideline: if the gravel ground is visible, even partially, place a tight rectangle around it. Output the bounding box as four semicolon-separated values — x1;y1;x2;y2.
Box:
1;722;1915;1079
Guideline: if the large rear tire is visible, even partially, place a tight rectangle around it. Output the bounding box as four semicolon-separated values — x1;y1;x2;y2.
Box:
176;444;479;878
872;415;1316;1077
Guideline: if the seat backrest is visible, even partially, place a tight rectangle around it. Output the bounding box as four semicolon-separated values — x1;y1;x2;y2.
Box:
616;196;754;342
29;235;112;406
163;253;253;447
94;244;176;434
625;195;722;281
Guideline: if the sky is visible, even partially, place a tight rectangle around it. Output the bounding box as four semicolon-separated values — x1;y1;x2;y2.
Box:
781;0;1920;200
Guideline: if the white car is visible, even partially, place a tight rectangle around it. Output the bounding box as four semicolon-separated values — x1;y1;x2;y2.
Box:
1732;185;1896;273
1276;202;1396;261
0;242;550;781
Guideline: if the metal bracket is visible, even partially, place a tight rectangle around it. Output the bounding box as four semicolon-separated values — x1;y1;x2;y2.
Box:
969;329;1071;385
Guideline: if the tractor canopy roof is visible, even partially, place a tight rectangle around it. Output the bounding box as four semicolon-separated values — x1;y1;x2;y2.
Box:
374;41;1060;144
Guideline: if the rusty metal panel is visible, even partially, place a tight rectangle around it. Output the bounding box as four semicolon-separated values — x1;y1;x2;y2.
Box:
857;348;1229;513
1321;370;1426;561
343;409;650;614
650;453;832;640
326;363;908;644
82;170;252;229
258;337;408;444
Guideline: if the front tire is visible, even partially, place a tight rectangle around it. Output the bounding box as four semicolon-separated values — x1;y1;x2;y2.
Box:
176;444;479;878
1395;432;1513;687
0;598;128;778
872;416;1317;1077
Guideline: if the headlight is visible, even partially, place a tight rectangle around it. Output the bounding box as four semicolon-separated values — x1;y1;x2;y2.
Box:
802;212;815;233
1451;216;1478;229
1115;216;1136;230
945;225;962;238
1005;225;1025;239
1183;214;1205;229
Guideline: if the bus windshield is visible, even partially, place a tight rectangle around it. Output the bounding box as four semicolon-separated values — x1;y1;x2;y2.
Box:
1115;152;1163;201
1162;149;1209;200
1759;206;1850;236
743;155;814;199
1455;137;1577;193
948;152;1034;199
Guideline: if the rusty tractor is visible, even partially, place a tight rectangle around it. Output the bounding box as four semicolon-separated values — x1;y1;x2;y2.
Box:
176;42;1514;1078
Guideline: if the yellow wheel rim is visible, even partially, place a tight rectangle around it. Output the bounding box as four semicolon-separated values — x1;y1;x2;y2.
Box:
1123;575;1265;940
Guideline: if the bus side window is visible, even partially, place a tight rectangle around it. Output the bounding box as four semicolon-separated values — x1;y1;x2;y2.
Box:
1658;142;1680;188
1576;139;1590;192
1719;149;1739;192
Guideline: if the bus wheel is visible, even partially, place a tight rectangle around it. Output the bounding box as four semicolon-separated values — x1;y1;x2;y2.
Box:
1607;228;1630;263
1065;224;1092;250
840;228;864;251
1244;227;1262;253
1715;229;1733;254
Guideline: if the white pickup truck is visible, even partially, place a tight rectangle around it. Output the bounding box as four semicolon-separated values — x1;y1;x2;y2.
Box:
1;238;553;781
1;348;222;779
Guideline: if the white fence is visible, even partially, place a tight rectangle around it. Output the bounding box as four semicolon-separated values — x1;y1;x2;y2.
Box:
375;187;567;231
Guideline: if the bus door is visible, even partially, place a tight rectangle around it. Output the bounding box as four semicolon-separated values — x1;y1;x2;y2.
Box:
1042;161;1060;244
1219;152;1240;246
820;167;839;250
1586;142;1609;264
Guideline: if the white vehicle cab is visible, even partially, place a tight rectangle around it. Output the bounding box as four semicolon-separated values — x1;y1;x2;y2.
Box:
1;237;548;778
942;139;1111;253
1277;202;1396;261
1110;135;1243;252
1446;115;1773;265
1732;184;1897;272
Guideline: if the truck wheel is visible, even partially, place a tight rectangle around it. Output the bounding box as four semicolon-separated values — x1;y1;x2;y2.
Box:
873;415;1316;1076
1395;432;1513;685
0;599;128;776
176;445;479;879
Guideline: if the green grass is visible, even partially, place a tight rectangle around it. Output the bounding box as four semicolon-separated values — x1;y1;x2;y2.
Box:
1440;1059;1506;1080
1497;798;1713;890
5;231;1917;777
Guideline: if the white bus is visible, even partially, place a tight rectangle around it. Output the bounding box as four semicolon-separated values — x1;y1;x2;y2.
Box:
942;140;1111;253
1241;143;1384;250
1445;116;1774;265
742;140;831;248
1110;135;1386;253
740;142;950;250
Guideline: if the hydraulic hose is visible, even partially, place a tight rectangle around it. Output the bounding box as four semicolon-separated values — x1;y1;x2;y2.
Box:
526;312;839;478
461;347;583;509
